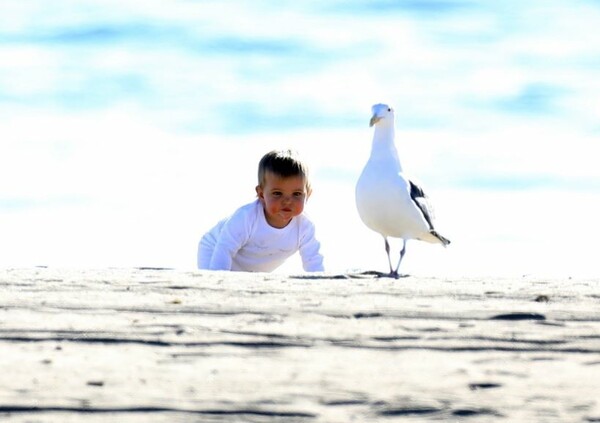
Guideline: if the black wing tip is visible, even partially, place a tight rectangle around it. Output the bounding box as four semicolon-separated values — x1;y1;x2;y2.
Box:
431;230;451;246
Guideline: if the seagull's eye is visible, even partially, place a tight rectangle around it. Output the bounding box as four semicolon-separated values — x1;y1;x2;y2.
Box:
387;108;391;112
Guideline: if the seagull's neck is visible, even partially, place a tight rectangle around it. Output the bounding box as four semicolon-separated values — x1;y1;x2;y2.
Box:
369;124;403;171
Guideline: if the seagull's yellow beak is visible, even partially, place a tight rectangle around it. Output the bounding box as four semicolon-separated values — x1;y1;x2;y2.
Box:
369;115;381;127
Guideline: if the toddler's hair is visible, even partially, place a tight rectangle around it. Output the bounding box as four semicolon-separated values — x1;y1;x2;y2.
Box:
257;149;311;193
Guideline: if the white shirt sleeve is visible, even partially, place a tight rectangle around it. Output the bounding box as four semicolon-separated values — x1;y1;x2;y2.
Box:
208;206;254;270
298;217;325;272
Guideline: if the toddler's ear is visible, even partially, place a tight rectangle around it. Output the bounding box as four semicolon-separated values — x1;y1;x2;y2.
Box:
255;185;263;199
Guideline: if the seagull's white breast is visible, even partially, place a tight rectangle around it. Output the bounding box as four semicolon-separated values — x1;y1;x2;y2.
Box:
355;158;431;239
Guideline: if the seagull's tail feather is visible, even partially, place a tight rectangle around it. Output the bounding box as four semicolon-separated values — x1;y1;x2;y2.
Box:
431;230;451;247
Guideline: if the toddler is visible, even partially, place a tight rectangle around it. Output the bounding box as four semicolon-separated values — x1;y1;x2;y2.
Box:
198;149;324;272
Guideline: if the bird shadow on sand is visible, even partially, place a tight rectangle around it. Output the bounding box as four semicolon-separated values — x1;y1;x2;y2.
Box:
290;271;410;280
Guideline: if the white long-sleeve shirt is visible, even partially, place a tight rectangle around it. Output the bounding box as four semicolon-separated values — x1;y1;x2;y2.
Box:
198;199;324;272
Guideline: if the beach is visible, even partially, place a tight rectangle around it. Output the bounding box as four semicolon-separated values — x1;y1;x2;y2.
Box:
1;267;599;422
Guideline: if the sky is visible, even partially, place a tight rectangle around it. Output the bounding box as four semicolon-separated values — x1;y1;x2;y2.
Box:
1;0;600;277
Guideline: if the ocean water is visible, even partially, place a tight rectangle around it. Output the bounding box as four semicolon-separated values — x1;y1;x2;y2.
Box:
1;0;599;276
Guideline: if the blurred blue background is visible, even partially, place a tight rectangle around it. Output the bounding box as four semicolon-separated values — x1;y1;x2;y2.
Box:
1;0;599;276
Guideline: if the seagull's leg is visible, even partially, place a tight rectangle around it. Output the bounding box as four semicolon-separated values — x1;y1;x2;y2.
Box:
361;237;396;278
384;237;394;275
391;239;407;278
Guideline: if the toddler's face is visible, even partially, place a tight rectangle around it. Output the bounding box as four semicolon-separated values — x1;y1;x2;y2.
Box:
256;171;308;228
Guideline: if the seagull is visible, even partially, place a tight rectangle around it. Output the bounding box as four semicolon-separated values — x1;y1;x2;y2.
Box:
355;103;450;278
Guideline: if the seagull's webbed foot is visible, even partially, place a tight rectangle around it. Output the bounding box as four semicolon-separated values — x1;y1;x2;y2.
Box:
387;270;410;279
358;270;409;279
361;238;410;279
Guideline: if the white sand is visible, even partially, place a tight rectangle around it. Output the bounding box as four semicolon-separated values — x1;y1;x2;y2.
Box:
1;268;599;422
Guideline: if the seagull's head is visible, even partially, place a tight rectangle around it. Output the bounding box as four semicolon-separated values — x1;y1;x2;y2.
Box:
369;103;395;127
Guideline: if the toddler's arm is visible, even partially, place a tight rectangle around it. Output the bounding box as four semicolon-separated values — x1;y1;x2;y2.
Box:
298;219;324;272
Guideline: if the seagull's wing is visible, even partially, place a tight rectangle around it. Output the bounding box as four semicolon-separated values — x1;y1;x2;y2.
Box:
409;179;451;246
409;179;435;229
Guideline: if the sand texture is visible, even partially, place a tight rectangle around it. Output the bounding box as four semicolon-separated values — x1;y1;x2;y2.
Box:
1;268;599;422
